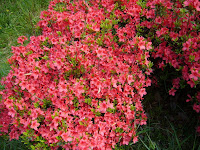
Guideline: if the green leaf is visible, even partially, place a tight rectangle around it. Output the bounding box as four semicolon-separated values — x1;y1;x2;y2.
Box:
42;55;49;60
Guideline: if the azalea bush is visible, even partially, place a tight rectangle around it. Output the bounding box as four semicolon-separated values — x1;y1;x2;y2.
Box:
0;0;153;149
0;0;199;149
136;0;200;133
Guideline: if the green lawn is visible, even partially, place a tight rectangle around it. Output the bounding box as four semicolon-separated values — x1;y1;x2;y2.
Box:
0;0;50;79
0;0;199;150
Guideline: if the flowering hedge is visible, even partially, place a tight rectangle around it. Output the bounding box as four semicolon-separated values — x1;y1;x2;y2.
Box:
0;0;153;149
137;0;200;134
0;0;199;149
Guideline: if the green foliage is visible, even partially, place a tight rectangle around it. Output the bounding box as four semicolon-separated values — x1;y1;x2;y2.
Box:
21;130;50;150
0;135;28;150
53;2;68;12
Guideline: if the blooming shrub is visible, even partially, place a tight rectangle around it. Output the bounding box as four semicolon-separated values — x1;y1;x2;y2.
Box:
136;0;200;134
0;0;199;149
0;0;152;149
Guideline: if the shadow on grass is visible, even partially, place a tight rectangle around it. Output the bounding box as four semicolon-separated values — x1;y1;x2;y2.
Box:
0;135;28;150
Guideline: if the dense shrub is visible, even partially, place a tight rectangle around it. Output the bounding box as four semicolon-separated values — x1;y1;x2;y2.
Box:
137;0;200;134
0;0;199;149
0;0;152;149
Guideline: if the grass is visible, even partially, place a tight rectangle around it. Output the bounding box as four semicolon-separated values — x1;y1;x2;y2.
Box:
0;135;27;150
0;0;50;79
0;0;200;150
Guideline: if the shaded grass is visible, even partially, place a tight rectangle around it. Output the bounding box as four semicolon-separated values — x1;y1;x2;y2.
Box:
0;135;27;150
116;85;200;150
140;85;199;150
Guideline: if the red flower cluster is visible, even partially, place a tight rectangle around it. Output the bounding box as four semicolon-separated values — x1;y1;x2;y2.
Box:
0;0;199;149
0;0;152;149
143;0;199;134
